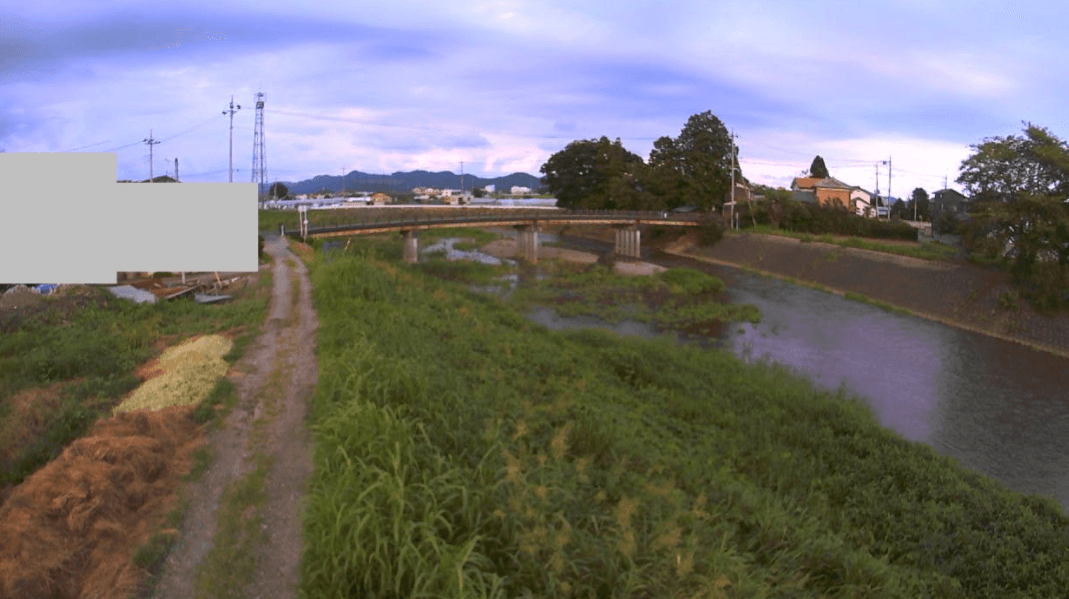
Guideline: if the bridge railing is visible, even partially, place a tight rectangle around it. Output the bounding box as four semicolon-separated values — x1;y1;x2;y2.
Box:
292;208;704;236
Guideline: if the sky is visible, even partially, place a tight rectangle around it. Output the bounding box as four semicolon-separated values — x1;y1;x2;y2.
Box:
3;1;1066;199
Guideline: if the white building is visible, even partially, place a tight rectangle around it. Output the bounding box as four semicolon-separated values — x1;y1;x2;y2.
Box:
510;186;531;195
484;184;495;194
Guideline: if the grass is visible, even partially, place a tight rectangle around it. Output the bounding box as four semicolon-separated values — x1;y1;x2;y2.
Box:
0;270;271;495
298;248;1069;598
503;261;760;335
740;224;961;262
844;292;913;315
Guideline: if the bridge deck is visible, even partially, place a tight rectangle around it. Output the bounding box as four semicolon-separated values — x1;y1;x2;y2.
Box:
285;210;705;238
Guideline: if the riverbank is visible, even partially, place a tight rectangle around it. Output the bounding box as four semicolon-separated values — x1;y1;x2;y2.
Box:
669;231;1069;359
300;247;1069;598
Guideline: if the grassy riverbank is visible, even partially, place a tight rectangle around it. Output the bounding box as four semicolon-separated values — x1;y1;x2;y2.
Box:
735;225;962;262
301;247;1069;598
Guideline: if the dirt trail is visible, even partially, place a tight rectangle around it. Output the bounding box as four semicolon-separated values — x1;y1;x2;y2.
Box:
152;233;318;599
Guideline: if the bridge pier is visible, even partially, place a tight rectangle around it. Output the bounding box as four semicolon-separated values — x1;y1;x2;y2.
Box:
401;230;419;263
515;224;540;263
614;225;641;259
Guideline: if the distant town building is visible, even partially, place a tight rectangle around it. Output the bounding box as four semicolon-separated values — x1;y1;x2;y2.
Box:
368;192;392;205
510;186;532;195
484;184;495;194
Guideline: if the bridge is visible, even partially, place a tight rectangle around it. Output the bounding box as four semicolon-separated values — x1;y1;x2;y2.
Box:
280;209;705;263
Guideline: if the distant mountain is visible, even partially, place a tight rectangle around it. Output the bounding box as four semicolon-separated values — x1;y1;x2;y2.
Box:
279;170;544;196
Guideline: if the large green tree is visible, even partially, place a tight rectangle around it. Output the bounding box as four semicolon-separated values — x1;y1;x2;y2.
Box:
809;155;830;179
647;111;736;211
957;122;1069;203
540;137;649;209
269;182;289;199
958;123;1069;310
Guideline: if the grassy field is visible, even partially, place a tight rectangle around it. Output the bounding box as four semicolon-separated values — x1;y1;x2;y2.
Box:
299;238;1069;598
739;225;962;262
0;272;271;496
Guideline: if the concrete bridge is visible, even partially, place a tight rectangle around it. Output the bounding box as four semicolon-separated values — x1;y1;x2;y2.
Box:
280;209;704;263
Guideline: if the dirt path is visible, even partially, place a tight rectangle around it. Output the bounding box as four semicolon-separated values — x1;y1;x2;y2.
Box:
152;233;318;599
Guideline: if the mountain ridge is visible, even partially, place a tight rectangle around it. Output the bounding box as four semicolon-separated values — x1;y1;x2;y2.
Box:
280;170;544;195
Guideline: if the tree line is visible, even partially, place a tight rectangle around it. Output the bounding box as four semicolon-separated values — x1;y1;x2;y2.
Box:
539;111;740;212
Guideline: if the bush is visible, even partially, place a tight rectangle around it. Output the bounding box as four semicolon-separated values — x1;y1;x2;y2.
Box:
935;212;960;235
779;202;916;240
258;235;265;261
696;216;724;246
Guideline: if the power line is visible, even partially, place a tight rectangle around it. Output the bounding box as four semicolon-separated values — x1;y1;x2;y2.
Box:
223;95;242;183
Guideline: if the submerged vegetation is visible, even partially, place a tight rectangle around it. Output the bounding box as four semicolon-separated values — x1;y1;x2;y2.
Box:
301;241;1069;598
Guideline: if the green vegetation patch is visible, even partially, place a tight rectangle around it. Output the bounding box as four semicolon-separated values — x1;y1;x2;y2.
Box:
507;262;758;335
300;252;1069;599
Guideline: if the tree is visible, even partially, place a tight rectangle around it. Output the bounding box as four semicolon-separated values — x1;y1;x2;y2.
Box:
890;199;908;220
809;155;829;179
957;122;1069;203
473;187;486;198
269;182;289;199
906;188;930;221
540;136;648;209
647;111;735;212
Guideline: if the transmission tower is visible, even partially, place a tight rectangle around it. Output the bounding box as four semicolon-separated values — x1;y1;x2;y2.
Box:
142;130;161;182
252;91;267;202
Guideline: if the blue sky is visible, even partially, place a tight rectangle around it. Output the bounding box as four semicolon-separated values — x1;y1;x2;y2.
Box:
3;0;1065;197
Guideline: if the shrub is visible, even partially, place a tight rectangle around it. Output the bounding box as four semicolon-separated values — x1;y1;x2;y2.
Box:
258;235;265;260
696;215;724;246
935;212;960;235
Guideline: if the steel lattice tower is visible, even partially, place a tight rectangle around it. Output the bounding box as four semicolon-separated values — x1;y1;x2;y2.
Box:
251;92;267;201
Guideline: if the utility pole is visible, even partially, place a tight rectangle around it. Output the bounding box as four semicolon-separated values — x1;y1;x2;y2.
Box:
460;161;464;194
888;155;893;209
222;96;241;183
729;130;736;230
142;130;160;182
174;158;179;182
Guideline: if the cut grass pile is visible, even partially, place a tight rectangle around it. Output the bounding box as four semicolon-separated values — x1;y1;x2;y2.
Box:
302;250;1069;598
113;335;233;414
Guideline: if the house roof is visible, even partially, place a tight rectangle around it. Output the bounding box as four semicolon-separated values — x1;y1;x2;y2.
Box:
933;188;968;202
813;176;853;190
791;177;822;190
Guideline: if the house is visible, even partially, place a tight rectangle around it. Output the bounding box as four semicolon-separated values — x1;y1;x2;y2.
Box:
368;192;392;205
812;177;854;208
510;186;532;195
484;184;496;194
791;176;858;210
931;189;970;223
850;187;875;217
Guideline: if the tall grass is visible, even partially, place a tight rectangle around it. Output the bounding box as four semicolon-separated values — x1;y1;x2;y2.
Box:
301;250;1069;598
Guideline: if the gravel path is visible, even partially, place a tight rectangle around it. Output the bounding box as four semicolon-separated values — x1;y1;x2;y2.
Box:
151;233;318;599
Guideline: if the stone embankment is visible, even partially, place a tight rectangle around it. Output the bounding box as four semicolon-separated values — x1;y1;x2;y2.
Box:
671;232;1069;359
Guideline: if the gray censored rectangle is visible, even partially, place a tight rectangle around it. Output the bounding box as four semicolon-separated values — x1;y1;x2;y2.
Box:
0;153;257;284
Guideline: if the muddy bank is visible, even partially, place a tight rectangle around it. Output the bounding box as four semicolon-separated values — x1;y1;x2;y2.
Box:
671;232;1069;359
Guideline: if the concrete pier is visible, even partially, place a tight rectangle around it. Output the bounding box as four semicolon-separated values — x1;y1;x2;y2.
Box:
401;230;419;263
614;225;640;259
516;225;540;263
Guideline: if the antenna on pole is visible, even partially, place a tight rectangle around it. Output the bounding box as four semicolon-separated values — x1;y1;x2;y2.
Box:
252;91;267;205
222;96;241;183
142;130;161;182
